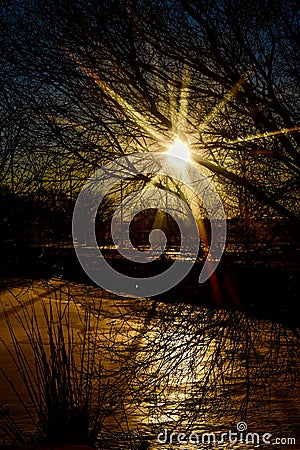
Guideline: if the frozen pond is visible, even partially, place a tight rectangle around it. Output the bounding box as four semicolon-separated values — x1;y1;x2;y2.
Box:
0;279;299;449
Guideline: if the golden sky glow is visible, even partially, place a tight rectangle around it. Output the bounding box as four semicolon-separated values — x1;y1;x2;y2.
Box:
61;55;300;165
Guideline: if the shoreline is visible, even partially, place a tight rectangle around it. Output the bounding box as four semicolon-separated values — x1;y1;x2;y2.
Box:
1;244;299;328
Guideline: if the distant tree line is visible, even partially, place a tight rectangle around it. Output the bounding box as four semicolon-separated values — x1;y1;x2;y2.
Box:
0;186;73;246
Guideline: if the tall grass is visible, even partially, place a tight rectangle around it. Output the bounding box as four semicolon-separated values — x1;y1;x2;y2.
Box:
0;286;105;447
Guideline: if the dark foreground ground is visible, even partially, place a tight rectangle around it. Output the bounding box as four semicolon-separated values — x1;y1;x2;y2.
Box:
0;243;299;328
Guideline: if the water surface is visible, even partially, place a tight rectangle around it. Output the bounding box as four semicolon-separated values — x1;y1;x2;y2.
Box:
0;279;299;449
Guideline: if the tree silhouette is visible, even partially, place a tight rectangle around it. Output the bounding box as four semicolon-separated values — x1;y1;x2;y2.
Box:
1;0;299;224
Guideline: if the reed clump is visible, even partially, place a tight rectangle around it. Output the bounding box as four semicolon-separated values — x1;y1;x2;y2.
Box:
0;288;104;447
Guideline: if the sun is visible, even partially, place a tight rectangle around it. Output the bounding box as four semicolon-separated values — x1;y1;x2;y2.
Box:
167;137;191;162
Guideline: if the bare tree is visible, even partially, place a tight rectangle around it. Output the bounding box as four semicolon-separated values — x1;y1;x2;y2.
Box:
1;0;299;256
